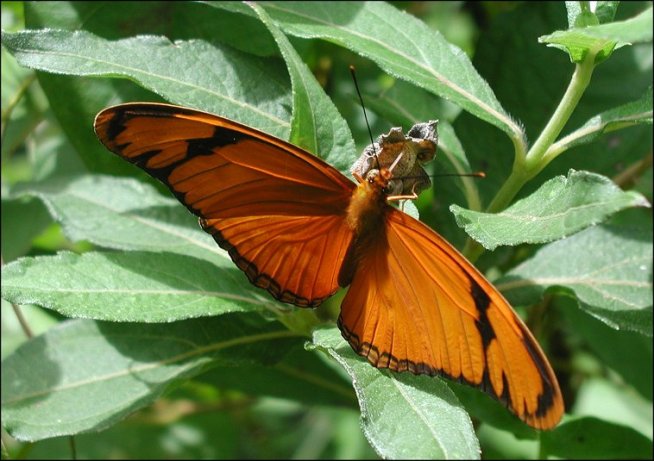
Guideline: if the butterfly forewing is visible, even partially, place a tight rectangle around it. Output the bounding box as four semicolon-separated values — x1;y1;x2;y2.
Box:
94;103;355;306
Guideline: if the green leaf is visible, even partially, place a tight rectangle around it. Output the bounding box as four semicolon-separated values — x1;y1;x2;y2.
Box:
1;29;293;137
566;2;596;29
23;2;278;57
1;251;269;322
10;175;224;264
1;197;52;262
363;83;473;180
540;7;653;63
542;417;653;459
1;47;48;159
0;314;302;441
550;86;653;155
363;79;462;128
499;223;653;336
560;305;652;400
249;2;355;173
199;342;357;408
584;5;654;43
572;376;653;437
565;1;620;28
1;300;59;360
311;327;481;460
595;2;621;24
20;1;273;175
20;408;242;459
451;170;649;250
540;30;616;64
210;1;520;140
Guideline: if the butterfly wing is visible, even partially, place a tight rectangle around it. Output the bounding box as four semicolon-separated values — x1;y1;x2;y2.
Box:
338;208;563;429
95;103;356;306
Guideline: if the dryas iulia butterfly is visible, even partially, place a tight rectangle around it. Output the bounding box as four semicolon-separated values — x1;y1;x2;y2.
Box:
94;102;564;430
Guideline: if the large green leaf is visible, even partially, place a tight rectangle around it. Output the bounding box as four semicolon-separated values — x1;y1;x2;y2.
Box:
1;314;302;441
10;175;221;264
549;86;653;155
499;223;653;336
212;1;520;140
1;29;293;137
1;251;269;322
451;170;649;249
249;2;355;172
311;327;481;460
23;1;278;56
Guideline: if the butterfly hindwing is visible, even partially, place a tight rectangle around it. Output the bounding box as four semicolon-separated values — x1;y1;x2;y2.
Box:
94;103;356;306
338;207;564;430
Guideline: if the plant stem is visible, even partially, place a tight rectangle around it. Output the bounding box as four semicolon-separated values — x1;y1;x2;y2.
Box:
463;55;596;262
1;73;36;153
525;57;596;174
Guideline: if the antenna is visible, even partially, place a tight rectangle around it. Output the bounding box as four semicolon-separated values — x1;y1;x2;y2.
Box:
349;66;485;183
349;65;376;151
433;171;486;178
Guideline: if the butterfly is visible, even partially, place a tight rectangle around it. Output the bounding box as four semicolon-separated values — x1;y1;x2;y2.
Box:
94;102;564;430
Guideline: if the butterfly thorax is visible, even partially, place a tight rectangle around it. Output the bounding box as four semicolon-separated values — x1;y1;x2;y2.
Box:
346;168;393;237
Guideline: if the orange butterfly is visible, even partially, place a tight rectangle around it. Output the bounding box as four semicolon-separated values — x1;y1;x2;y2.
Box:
94;102;564;430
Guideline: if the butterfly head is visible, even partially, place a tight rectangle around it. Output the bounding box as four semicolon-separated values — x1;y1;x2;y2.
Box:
353;166;395;196
370;167;395;194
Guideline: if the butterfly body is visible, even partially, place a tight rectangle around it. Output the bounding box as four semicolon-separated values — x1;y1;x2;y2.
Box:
95;103;563;429
346;171;389;235
337;168;394;288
